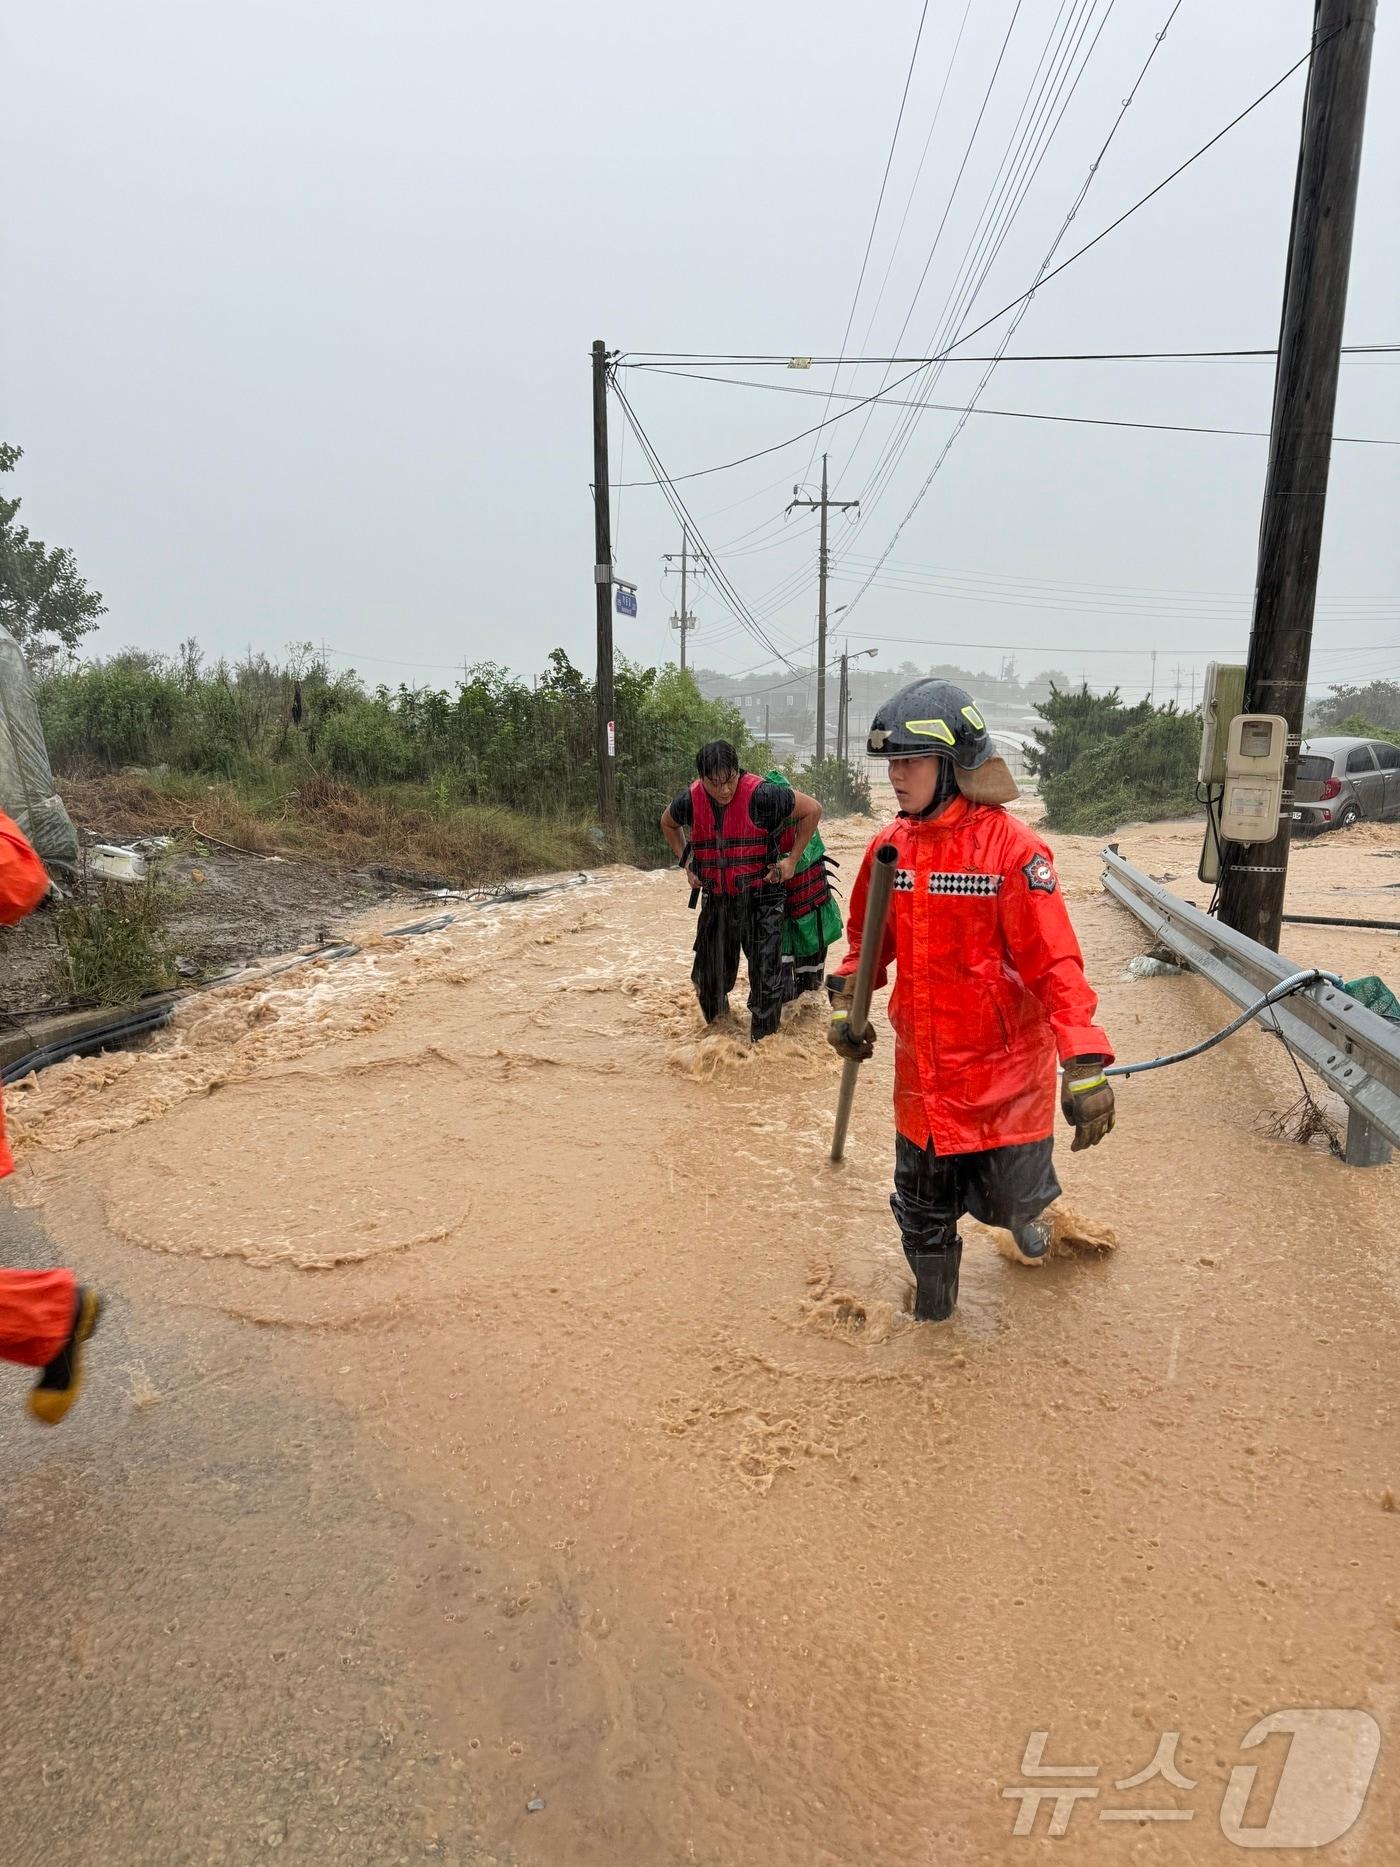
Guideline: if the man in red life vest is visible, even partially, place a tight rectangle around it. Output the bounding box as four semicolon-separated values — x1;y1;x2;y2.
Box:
0;808;103;1422
827;681;1115;1322
661;741;822;1042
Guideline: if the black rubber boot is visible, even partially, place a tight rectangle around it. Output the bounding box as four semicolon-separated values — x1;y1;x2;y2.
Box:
1008;1216;1053;1265
905;1240;962;1322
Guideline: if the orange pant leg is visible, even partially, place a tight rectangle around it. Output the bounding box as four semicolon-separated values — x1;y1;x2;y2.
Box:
0;1269;77;1367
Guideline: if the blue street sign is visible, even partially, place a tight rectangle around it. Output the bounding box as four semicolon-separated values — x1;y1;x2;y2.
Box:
615;588;637;617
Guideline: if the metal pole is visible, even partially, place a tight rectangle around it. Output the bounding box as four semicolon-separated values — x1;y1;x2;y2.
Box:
679;529;688;674
817;453;829;759
591;340;617;834
830;844;899;1163
1220;0;1376;948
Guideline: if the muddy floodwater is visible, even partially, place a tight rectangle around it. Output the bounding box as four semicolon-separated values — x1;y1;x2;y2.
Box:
3;805;1398;1865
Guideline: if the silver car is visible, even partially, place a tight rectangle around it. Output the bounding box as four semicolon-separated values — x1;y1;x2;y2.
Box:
1292;735;1400;832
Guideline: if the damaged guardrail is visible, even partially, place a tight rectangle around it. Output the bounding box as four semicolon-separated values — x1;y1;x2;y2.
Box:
1102;845;1400;1168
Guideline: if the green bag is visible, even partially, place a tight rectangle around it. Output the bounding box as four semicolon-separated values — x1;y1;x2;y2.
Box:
1344;976;1400;1024
766;770;843;960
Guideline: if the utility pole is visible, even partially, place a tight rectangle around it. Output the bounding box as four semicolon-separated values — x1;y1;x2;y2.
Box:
1220;0;1376;949
591;339;617;834
1149;649;1158;703
764;702;770;744
1173;665;1183;709
788;453;858;759
835;651;849;762
1189;667;1197;713
662;530;706;674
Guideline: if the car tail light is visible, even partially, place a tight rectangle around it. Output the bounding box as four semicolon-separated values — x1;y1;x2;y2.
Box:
1320;777;1343;800
1322;810;1332;822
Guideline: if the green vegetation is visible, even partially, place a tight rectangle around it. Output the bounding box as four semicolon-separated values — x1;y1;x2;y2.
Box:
787;755;873;817
51;876;178;1006
0;443;106;665
36;642;759;871
1310;680;1400;736
1031;684;1202;835
1324;712;1400;748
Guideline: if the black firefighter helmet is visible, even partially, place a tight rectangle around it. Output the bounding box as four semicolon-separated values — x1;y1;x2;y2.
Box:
866;678;994;768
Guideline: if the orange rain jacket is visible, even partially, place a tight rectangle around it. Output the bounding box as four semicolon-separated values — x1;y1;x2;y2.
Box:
1;810;51;1178
835;797;1112;1155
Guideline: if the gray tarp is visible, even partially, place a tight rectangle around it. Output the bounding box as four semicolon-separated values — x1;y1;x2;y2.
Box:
0;624;78;870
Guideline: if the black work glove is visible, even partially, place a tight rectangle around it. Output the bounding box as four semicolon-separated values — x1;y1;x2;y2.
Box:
1061;1057;1115;1152
826;977;876;1062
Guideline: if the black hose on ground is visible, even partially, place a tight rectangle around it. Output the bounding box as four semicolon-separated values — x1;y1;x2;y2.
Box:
1281;913;1400;933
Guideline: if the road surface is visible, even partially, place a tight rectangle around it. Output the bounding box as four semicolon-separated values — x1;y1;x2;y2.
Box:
2;807;1397;1865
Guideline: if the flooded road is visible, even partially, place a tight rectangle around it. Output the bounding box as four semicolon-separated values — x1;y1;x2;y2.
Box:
3;806;1398;1864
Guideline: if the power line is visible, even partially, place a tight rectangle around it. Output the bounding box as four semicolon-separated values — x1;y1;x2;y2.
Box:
832;0;1083;507
620;343;1399;366
626;364;1400;447
841;0;1186;611
607;373;800;672
613;27;1355;525
612;359;932;489
943;26;1341;362
833;626;1400;656
798;0;931;487
835;0;1120;516
846;0;977;381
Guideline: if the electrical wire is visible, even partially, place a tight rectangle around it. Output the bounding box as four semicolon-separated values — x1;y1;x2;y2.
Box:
608;374;801;670
613;25;1347;525
1099;968;1344;1081
846;0;977;382
837;0;1108;510
841;0;1186;615
943;27;1342;362
798;0;931;488
619;343;1400;367
627;365;1400;447
612;360;934;489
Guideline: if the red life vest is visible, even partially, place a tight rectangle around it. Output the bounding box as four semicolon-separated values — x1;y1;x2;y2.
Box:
689;773;772;897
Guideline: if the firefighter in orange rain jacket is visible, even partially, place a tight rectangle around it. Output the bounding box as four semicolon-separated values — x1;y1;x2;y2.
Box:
0;809;103;1423
828;680;1115;1323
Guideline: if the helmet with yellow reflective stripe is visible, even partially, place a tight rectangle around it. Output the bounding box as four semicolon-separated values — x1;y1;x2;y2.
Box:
866;678;994;768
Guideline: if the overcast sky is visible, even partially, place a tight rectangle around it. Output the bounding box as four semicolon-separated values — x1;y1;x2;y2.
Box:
4;1;1397;708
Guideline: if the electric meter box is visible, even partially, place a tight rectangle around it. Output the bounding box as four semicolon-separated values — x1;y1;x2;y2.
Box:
1198;662;1247;785
1220;712;1288;843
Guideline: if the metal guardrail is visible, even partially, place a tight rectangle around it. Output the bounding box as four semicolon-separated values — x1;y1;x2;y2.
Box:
1102;845;1400;1168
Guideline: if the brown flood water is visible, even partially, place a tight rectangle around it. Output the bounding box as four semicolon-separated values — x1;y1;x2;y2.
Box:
5;804;1399;1865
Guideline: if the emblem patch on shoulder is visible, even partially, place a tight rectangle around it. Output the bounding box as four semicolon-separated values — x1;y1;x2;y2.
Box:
1023;852;1058;895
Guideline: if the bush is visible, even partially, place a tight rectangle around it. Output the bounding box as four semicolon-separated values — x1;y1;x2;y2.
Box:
1041;709;1202;835
51;875;178;1005
1026;684;1154;785
792;756;873;816
37;645;760;867
1326;713;1400;748
1311;681;1400;735
38;659;188;770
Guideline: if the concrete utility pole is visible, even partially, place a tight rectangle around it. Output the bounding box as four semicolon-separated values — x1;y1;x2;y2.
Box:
788;453;858;759
662;530;707;674
591;339;617;834
1220;0;1376;949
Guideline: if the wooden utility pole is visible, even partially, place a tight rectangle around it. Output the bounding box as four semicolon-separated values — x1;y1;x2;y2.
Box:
663;530;707;673
591;340;617;834
1220;0;1376;948
788;453;858;760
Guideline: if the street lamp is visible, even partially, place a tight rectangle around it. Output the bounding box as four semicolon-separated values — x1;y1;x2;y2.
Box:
834;644;879;762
